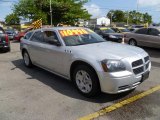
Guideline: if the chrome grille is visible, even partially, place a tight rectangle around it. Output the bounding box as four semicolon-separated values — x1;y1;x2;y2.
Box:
132;56;150;75
132;59;143;67
146;62;149;69
144;56;149;62
133;66;144;75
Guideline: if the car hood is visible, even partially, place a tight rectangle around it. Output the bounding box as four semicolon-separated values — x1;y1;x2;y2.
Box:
71;42;145;60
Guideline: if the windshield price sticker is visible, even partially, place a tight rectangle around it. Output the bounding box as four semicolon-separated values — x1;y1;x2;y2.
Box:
100;27;109;30
59;29;88;37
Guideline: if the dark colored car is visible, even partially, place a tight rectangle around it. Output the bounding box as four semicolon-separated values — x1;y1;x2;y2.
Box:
93;27;123;43
0;27;10;52
5;30;16;40
111;27;130;33
14;28;33;41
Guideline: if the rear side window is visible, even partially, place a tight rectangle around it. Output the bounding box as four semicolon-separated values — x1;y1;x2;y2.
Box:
30;31;44;43
24;32;33;39
148;28;160;36
135;28;148;34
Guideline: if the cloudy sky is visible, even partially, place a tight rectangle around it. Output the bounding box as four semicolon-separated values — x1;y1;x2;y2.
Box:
84;0;160;23
0;0;160;23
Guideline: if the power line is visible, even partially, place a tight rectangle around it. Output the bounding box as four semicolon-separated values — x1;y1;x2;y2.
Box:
85;6;160;13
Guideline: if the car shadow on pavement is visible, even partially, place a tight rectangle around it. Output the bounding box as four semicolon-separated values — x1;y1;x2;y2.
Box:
0;50;9;54
12;59;133;104
142;47;160;58
142;47;160;68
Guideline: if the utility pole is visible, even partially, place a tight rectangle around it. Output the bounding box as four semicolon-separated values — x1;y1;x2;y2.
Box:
50;0;53;26
137;0;139;12
127;11;129;26
136;0;139;25
110;13;112;27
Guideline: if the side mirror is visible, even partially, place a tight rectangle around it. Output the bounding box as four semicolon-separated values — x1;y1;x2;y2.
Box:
48;39;61;46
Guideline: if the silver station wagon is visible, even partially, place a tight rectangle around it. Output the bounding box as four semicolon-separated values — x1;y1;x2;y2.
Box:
20;27;151;97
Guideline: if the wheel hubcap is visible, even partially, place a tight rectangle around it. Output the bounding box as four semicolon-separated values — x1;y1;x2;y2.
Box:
75;70;92;93
24;52;29;66
130;40;136;46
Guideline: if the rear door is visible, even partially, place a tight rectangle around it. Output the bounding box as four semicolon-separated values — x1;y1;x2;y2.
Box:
28;31;45;65
147;28;160;48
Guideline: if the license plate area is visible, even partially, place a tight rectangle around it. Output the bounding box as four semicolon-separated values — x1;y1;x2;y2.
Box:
141;71;149;82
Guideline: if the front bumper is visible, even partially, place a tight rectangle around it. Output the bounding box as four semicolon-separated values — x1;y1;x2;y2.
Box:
97;62;151;94
108;38;122;43
8;36;14;40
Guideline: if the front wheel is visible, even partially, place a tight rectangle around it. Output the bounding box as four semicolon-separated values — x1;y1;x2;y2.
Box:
73;65;100;97
129;39;137;46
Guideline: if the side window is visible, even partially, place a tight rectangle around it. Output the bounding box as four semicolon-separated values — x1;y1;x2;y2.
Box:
94;28;101;34
24;32;33;39
148;28;160;36
135;28;147;34
43;31;60;45
30;31;44;42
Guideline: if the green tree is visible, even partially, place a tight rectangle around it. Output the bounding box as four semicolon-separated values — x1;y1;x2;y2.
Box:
5;13;20;25
143;13;152;24
13;0;91;25
107;10;152;25
107;10;126;23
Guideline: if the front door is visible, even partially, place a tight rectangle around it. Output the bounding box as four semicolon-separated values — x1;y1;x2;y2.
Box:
40;30;71;77
147;28;160;48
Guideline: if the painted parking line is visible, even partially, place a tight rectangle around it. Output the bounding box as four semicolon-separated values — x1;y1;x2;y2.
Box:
78;85;160;120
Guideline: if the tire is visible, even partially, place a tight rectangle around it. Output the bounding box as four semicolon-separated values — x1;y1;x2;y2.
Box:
129;39;137;46
22;50;32;67
73;65;100;97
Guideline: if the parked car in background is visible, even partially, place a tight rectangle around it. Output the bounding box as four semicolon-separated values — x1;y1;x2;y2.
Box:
93;27;123;43
14;27;33;41
5;30;16;40
0;27;10;52
111;27;130;33
129;25;144;32
21;27;151;97
124;27;160;48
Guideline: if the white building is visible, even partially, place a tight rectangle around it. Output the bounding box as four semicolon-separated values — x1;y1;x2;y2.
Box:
88;17;110;26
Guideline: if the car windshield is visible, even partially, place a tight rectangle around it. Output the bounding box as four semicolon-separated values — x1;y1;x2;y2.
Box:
59;28;106;46
121;28;130;32
6;31;14;34
100;28;115;33
133;25;144;28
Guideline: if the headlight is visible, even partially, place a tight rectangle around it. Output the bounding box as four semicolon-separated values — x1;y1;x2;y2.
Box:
109;35;117;39
101;60;126;72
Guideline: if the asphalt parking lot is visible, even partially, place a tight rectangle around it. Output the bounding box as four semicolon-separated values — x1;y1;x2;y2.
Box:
0;41;160;120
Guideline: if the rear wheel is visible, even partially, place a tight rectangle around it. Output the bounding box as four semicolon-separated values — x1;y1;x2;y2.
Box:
129;39;137;46
73;65;100;97
23;51;32;67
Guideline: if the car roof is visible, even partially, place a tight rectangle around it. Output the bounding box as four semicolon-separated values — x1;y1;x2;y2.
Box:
35;27;86;31
116;27;126;29
148;27;160;29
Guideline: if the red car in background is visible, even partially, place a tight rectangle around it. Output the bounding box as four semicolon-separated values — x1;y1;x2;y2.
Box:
14;28;33;41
